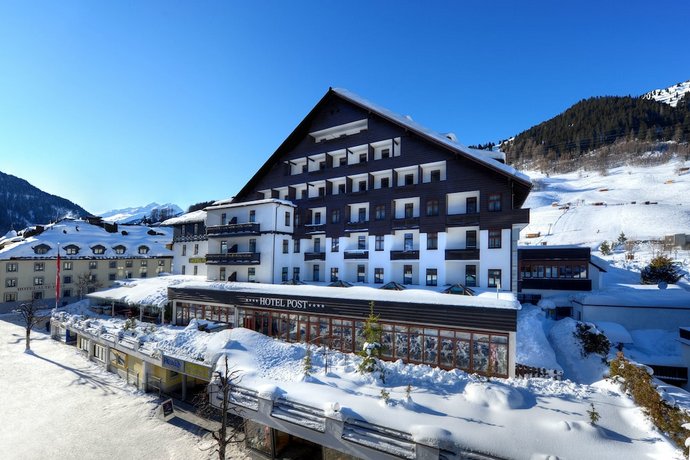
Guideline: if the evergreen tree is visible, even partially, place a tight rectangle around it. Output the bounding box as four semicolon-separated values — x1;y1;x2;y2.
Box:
599;241;612;255
640;255;683;285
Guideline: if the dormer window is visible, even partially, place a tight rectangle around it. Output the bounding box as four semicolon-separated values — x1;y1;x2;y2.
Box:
33;244;51;255
92;245;106;255
113;245;126;255
64;245;80;255
138;245;150;255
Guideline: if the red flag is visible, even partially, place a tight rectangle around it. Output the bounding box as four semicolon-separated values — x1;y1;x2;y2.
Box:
55;247;61;308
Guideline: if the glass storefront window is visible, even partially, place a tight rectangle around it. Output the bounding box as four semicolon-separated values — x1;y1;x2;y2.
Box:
244;419;272;455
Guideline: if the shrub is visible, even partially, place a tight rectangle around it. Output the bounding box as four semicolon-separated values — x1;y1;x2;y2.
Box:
575;323;610;357
610;353;690;448
599;240;612;255
303;346;313;376
640;254;683;285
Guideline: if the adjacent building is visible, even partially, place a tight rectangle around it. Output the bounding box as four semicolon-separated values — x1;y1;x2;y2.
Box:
161;209;208;278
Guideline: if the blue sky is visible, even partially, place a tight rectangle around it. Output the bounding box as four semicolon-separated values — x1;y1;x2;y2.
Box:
1;1;689;215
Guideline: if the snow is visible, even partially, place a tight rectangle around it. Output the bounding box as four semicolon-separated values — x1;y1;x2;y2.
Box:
548;317;609;384
207;198;295;209
88;275;204;309
161;210;206;226
593;321;633;344
0;314;229;460
99;202;183;224
642;79;690;107
516;304;562;371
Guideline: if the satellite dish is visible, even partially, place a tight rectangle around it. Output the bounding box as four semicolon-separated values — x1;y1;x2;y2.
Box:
658;281;668;290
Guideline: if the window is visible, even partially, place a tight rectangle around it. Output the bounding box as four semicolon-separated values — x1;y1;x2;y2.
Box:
313;265;320;281
375;205;385;220
404;174;414;186
403;265;413;284
375;235;384;251
426;268;438;286
488;193;502;212
114;245;126;255
427;233;438;250
381;177;390;188
219;267;225;280
404;203;414;218
374;268;384;284
488;269;502;288
63;289;72;298
5;278;17;288
466;196;477;214
181;265;186;275
282;267;288;282
89;261;98;270
331;209;341;224
330;267;339;282
358;180;366;192
338;184;346;194
4;293;17;302
34;245;50;255
109;261;117;269
89;274;98;282
339;156;347;166
34;262;45;272
293;239;301;253
426;199;439;216
221;213;227;225
65;245;79;255
357;235;366;250
194;244;199;255
301;189;307;199
63;261;72;271
294;212;301;226
314;238;321;253
34;276;44;286
249;239;257;253
318;187;325;197
140;260;148;267
138;246;149;254
404;233;413;251
63;275;72;284
319;161;326;170
33;291;43;300
488;229;502;249
182;245;187;256
6;262;18;272
358;208;366;222
293;267;300;281
314;212;321;225
302;164;308;173
331;238;339;252
357;264;366;283
466;230;477;249
381;148;390;159
430;170;441;182
220;241;228;253
248;267;256;282
285;211;291;227
249;210;256;222
125;260;133;268
109;273;116;281
359;153;367;163
158;260;165;266
282;239;289;254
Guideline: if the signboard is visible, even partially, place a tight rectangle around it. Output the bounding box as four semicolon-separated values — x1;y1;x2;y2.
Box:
188;257;206;264
160;399;175;421
240;295;326;311
161;355;184;372
185;361;212;381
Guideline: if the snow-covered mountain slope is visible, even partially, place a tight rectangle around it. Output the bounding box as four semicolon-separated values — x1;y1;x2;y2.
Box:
520;160;690;247
99;202;182;224
642;79;690;107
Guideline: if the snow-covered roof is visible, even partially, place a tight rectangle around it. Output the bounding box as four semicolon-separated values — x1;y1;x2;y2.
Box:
208;198;296;209
0;219;173;259
160;209;206;226
574;284;690;308
332;88;532;186
174;280;521;310
87;275;204;308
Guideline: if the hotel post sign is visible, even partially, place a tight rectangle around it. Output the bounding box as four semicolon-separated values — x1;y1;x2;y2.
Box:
239;295;327;312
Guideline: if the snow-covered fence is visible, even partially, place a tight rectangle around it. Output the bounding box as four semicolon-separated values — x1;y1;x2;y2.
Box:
515;363;563;380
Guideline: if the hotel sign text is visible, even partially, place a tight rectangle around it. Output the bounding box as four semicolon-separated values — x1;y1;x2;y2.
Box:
241;296;326;310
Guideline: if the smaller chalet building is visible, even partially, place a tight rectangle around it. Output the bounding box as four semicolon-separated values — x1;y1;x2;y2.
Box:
162;210;208;278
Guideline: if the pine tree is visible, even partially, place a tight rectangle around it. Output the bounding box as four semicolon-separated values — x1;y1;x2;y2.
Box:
617;232;628;246
641;255;683;285
599;240;612;255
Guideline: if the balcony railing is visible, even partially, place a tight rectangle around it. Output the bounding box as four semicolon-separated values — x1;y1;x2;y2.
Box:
519;278;591;291
206;252;261;265
446;213;480;227
304;252;326;261
344;221;368;231
445;248;480;260
390;250;419;260
391;217;420;229
344;250;369;260
207;222;260;237
304;223;326;234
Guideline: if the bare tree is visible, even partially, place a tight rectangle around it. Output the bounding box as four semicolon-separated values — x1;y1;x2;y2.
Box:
196;354;245;459
14;299;49;352
76;271;103;299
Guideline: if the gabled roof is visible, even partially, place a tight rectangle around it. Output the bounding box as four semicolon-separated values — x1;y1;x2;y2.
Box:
234;88;531;201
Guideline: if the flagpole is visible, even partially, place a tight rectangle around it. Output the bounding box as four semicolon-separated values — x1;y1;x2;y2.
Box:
55;243;61;309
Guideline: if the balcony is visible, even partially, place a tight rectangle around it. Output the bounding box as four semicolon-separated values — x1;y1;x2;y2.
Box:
344;221;368;232
206;252;261;265
344;250;369;260
445;248;480;260
304;252;326;261
304;223;326;234
390;250;419;260
391;217;419;230
446;213;480;227
207;222;260;237
519;278;591;291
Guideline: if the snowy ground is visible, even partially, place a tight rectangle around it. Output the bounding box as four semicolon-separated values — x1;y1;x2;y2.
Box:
0;314;246;460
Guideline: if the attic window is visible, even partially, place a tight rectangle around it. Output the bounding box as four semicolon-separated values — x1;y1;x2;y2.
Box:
113;245;126;255
310;119;368;143
33;244;51;255
64;245;80;255
92;245;106;255
138;245;150;254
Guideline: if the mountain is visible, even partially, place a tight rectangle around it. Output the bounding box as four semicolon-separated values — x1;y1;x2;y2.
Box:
99;202;183;224
643;79;690;107
0;170;91;235
501;79;690;171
